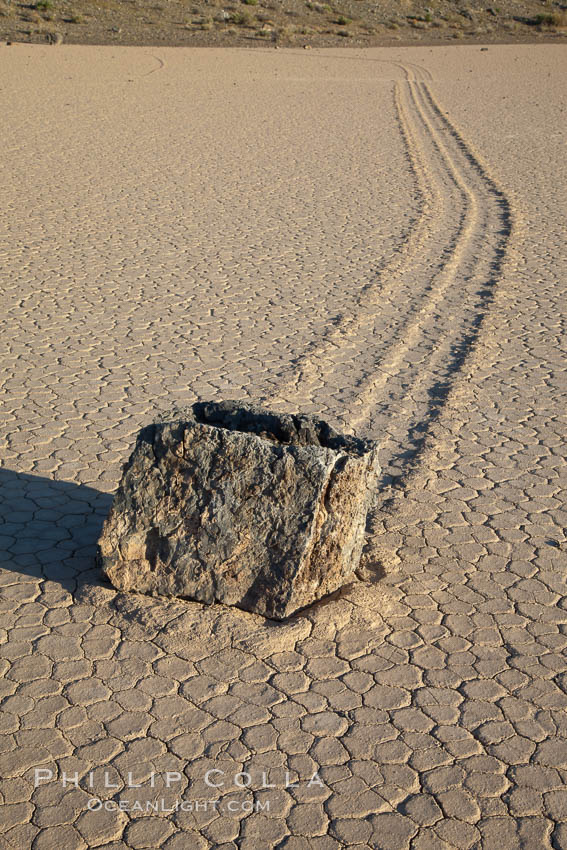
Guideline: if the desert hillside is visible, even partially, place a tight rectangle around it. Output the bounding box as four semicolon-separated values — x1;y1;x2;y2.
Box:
1;0;566;46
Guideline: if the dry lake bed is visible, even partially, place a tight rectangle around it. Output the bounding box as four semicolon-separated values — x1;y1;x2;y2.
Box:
1;43;566;849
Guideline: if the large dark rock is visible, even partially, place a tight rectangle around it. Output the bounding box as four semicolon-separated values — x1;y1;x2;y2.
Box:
97;401;379;619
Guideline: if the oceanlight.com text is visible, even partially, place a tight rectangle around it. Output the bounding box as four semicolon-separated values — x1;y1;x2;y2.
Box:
86;798;269;813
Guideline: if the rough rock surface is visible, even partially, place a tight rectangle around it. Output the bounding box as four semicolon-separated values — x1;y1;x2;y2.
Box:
97;401;379;618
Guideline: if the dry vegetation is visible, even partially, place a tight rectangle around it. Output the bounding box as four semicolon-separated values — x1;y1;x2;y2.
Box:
0;0;566;46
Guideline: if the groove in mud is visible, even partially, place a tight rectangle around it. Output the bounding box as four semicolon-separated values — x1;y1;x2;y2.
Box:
372;75;514;486
261;59;513;498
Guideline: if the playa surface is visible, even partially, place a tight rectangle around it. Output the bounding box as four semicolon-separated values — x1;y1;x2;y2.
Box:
1;43;566;849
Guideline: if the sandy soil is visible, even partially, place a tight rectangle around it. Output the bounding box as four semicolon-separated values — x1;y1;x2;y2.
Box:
1;43;566;849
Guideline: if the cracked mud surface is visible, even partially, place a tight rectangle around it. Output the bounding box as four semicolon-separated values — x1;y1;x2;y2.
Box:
1;44;567;849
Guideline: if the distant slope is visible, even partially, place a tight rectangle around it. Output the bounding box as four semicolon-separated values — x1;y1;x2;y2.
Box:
1;0;566;46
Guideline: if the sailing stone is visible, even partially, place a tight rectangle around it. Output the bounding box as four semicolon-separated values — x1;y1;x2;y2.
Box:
97;401;379;620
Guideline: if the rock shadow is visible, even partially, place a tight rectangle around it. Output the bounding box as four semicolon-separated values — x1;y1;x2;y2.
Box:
0;468;112;594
